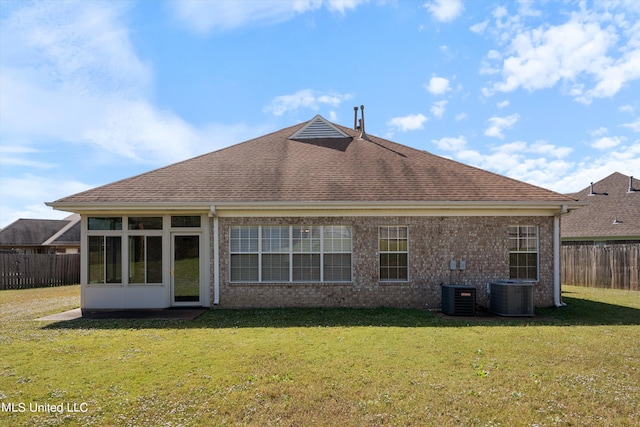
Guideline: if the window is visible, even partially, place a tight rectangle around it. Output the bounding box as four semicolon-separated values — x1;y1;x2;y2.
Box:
323;226;352;281
128;217;163;230
230;226;259;282
88;236;122;284
509;225;538;280
87;216;164;285
229;225;352;282
129;236;163;283
379;226;408;281
88;217;122;230
171;216;201;228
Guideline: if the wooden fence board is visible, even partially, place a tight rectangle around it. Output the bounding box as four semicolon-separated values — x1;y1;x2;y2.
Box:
562;242;640;291
0;254;80;290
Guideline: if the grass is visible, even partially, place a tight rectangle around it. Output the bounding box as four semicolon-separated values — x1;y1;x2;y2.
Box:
0;286;639;426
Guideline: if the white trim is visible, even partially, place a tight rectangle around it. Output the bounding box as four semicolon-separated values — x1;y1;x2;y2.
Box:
42;214;80;246
213;216;219;305
48;200;584;216
170;232;203;307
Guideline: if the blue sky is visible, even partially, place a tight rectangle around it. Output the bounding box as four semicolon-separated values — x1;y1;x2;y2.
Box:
1;0;639;227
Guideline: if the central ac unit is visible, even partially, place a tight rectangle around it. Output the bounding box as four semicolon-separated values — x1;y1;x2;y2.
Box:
489;281;534;317
441;284;476;316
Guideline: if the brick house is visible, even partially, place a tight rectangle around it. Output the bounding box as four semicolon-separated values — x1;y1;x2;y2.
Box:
48;114;579;310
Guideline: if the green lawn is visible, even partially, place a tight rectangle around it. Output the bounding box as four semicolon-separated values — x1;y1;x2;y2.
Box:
1;285;639;426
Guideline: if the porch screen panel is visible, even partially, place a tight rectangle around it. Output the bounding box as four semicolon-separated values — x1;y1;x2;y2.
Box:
88;236;122;284
88;236;104;284
129;236;163;284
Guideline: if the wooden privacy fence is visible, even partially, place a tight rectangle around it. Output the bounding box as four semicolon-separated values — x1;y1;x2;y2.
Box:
561;242;640;291
0;253;80;290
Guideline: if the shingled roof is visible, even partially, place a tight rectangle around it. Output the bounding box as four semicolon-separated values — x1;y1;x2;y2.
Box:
0;219;71;247
50;115;576;207
562;172;640;240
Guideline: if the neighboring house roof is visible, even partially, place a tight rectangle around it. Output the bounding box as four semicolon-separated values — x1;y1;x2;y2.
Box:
0;214;80;248
42;214;81;246
561;172;640;240
49;115;577;208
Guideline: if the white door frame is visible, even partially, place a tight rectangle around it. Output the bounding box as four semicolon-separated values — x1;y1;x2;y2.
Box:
170;232;203;307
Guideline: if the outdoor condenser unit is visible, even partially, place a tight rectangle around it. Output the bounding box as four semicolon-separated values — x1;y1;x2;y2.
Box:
489;281;534;317
441;284;476;316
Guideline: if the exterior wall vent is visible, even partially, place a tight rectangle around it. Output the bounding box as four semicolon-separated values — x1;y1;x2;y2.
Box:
489;281;534;316
441;284;476;316
289;115;350;139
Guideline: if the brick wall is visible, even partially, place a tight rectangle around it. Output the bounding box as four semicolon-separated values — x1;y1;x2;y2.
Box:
211;216;554;309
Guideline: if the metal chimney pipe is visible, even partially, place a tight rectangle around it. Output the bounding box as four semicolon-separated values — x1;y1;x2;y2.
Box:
354;106;358;130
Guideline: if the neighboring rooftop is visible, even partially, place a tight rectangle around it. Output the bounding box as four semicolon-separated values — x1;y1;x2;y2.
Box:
562;172;640;240
50;115;577;207
0;214;80;248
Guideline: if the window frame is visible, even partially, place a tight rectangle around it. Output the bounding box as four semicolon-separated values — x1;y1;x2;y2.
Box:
229;225;352;283
378;225;409;282
508;225;539;281
86;216;166;286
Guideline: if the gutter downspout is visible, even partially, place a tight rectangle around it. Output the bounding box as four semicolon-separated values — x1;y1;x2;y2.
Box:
210;205;220;306
553;205;568;307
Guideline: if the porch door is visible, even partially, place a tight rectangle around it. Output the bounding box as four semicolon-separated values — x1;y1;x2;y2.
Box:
171;234;201;305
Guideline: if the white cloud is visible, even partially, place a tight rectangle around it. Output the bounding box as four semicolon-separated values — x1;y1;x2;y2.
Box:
430;100;448;119
619;105;634;113
0;175;92;227
431;135;467;151
425;76;451;95
621;118;640;132
528;141;573;158
482;3;640;104
470;20;489;35
168;0;368;33
0;1;260;166
455;112;467;121
589;127;608;137
263;89;353;116
484;114;520;139
591;136;626;149
423;0;464;23
387;114;428;132
497;100;510;109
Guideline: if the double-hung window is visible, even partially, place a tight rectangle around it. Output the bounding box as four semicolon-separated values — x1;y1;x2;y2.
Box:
508;225;538;281
229;225;352;282
379;226;409;281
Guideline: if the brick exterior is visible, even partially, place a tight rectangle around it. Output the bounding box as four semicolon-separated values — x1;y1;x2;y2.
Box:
211;216;554;309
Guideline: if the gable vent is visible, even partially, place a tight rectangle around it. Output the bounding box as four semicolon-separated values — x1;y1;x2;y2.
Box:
289;115;350;139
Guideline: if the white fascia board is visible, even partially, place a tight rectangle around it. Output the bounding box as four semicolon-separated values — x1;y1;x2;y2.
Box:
46;201;214;214
48;200;582;217
212;200;583;217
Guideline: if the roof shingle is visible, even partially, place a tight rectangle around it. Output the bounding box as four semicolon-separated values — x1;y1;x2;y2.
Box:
562;172;640;239
51;116;576;205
